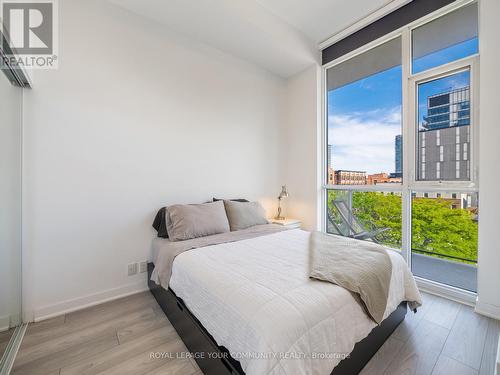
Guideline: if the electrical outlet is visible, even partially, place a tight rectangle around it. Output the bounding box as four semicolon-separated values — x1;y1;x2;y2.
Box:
139;261;148;273
128;263;138;276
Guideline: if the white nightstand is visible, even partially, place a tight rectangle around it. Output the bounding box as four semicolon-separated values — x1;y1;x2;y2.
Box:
269;218;302;229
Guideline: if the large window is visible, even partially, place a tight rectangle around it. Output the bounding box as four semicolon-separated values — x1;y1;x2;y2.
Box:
327;37;402;186
324;3;479;293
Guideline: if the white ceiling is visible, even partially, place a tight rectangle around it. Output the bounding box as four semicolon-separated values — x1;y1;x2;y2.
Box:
255;0;393;44
109;0;397;78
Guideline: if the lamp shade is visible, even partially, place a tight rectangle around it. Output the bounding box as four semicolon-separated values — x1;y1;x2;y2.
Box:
279;185;289;199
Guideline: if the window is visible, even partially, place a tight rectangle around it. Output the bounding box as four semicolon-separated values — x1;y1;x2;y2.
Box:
412;3;478;74
416;70;471;181
326;37;402;185
411;192;478;291
323;2;479;295
327;190;402;249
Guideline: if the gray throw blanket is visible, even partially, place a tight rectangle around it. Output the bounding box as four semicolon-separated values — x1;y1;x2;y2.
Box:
309;231;393;324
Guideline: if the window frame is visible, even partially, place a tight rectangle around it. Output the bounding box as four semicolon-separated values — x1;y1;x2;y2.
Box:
321;0;479;301
409;58;479;189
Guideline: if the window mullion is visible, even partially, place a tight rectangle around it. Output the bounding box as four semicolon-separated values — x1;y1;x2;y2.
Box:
401;27;412;264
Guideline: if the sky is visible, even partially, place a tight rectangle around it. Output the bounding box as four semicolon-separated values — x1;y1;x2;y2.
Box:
328;38;478;175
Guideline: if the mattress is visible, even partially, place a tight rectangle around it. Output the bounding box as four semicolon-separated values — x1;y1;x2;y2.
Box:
167;229;421;375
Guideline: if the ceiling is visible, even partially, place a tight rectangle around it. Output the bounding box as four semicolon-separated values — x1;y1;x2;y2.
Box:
109;0;398;78
255;0;393;44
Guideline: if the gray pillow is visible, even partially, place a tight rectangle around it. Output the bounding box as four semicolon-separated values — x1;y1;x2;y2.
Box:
166;200;230;241
223;200;268;231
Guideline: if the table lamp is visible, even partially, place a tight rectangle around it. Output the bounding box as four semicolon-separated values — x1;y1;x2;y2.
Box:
275;185;289;220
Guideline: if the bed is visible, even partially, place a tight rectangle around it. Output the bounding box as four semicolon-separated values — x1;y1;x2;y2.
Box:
148;224;421;375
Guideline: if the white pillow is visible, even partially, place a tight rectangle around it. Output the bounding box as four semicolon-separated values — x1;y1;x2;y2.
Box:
166;200;230;241
223;200;268;231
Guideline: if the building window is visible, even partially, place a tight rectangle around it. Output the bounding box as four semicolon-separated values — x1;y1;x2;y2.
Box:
439;145;444;162
456;161;461;179
436;130;441;146
463;143;468;160
456;144;460;161
436;162;441;179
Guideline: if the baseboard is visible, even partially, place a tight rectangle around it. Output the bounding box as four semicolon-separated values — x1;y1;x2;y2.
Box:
32;280;148;322
475;299;500;320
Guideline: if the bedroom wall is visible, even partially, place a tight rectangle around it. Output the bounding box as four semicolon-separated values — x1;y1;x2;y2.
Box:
22;0;287;321
475;0;500;320
283;64;322;231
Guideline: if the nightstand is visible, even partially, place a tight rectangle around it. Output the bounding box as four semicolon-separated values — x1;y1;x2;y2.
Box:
269;218;302;229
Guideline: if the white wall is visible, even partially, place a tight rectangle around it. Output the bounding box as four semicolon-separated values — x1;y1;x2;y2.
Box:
0;73;22;330
283;64;321;230
475;0;500;320
22;0;287;321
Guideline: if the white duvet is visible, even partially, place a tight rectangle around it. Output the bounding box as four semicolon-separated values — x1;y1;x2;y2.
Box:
168;229;421;375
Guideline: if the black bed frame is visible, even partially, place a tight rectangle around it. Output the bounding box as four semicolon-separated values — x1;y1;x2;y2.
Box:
148;263;407;375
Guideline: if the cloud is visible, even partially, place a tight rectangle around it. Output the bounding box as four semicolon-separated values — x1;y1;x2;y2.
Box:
328;107;402;174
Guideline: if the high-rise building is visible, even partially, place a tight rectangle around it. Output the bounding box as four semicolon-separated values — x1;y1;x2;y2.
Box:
423;87;470;130
395;135;402;175
418;87;470;181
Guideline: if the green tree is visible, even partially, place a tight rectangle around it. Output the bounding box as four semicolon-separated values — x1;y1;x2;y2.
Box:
327;191;478;264
412;197;477;263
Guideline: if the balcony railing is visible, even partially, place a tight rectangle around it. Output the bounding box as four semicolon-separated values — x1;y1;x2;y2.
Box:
412;248;477;264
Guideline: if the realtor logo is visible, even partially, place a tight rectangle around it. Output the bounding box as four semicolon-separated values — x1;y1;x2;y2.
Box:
1;0;58;68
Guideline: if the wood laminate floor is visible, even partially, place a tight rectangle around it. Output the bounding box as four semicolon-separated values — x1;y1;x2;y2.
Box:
11;291;499;375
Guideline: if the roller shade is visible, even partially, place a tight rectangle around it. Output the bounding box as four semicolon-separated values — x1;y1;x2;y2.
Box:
327;36;401;91
322;0;456;66
412;3;477;60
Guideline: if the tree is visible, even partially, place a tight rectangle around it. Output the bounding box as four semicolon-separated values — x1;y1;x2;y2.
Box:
327;191;478;264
